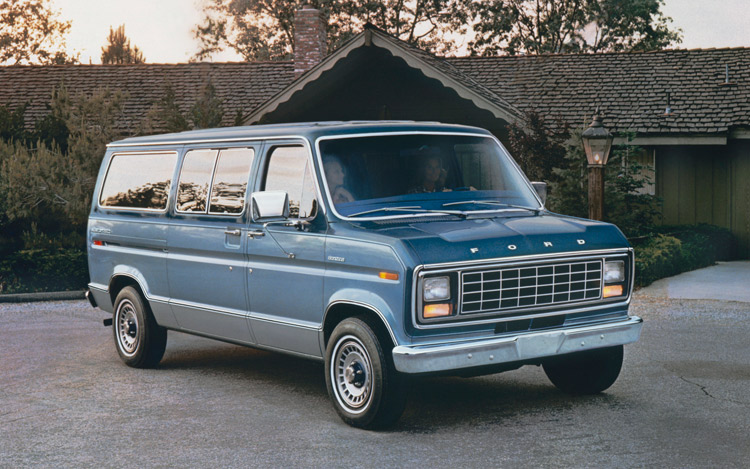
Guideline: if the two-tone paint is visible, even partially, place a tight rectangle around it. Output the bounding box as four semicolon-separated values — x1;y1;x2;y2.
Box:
88;122;642;374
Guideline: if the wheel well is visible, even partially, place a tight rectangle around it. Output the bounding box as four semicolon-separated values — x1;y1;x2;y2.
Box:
323;303;396;350
109;276;145;305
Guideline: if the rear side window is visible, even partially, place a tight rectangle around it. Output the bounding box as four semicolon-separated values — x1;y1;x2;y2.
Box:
176;147;255;215
99;152;177;210
263;145;317;219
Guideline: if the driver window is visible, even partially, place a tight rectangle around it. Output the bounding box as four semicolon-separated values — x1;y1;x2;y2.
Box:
263;145;317;219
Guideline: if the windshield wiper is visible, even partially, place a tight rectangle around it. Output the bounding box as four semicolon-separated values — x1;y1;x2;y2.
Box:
442;200;541;214
349;206;466;218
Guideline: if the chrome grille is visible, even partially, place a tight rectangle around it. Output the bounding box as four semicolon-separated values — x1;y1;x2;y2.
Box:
460;260;603;314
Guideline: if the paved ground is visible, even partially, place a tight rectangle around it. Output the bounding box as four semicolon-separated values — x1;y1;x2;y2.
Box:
2;291;749;467
639;261;750;302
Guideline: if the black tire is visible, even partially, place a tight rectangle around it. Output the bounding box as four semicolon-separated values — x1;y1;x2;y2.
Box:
543;345;624;395
325;317;408;429
112;286;167;368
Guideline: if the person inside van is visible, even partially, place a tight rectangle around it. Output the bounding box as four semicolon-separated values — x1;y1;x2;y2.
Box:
410;153;448;193
323;156;356;204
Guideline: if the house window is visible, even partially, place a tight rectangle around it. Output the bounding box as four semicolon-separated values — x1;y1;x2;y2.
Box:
630;148;655;196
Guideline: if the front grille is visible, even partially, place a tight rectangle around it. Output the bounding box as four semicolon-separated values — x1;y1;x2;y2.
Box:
460;260;603;315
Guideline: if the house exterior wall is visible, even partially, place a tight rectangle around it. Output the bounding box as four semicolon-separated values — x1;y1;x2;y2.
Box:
655;143;750;258
730;141;750;259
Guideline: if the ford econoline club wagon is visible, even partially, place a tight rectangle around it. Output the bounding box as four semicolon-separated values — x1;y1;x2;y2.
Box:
87;121;642;428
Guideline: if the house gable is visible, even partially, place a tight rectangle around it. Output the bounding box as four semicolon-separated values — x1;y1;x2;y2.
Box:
245;25;523;133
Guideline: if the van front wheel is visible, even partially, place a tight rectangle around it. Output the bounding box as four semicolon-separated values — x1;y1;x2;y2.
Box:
325;318;407;429
113;286;167;368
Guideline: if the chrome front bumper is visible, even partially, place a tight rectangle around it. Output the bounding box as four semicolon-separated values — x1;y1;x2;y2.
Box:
392;316;643;374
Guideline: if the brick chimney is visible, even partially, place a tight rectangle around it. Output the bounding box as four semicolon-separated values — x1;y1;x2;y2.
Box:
294;4;327;78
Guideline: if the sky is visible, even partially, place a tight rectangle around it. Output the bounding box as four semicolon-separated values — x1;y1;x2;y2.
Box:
58;0;750;64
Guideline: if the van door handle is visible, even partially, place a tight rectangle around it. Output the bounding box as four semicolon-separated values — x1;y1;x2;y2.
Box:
247;230;265;238
224;229;241;236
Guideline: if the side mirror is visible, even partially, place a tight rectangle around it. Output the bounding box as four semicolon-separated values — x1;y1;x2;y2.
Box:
251;190;290;222
531;182;547;206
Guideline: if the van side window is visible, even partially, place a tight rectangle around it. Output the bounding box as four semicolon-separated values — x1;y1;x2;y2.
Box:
176;149;217;213
263;146;317;219
209;148;254;214
99;152;177;210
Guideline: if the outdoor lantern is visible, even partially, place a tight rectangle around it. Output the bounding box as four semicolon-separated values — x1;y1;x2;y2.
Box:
581;110;614;167
581;109;613;221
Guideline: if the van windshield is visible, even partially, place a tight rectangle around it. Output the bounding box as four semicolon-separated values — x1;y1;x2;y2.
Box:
318;134;540;218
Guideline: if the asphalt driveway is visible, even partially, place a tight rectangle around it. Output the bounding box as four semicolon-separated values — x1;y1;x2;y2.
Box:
1;272;749;467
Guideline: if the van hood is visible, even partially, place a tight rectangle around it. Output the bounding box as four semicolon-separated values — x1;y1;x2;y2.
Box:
367;213;629;266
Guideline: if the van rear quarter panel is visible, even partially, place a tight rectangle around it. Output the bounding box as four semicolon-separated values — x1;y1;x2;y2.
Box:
88;147;178;327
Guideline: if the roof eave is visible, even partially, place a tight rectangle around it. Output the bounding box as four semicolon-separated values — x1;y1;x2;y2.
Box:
244;28;523;126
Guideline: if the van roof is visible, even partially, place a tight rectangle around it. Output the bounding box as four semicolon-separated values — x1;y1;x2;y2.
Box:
107;121;493;148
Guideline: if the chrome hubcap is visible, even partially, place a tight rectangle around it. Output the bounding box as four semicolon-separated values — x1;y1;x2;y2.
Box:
333;336;372;412
116;300;139;355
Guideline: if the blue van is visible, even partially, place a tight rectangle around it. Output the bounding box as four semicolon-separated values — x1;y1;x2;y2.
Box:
87;121;642;428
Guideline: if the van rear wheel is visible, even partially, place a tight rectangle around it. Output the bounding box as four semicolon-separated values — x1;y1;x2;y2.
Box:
113;286;167;368
325;318;407;429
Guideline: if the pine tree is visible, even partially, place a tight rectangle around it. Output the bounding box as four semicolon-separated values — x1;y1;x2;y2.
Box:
101;25;145;64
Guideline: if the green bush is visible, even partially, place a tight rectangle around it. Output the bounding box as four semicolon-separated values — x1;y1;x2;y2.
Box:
0;227;88;294
633;224;734;287
0;247;88;293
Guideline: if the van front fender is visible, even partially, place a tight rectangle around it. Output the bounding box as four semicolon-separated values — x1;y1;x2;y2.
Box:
321;288;407;351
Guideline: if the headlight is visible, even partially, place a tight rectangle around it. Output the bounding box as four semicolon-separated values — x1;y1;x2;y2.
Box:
603;260;626;298
423;276;450;302
604;260;625;283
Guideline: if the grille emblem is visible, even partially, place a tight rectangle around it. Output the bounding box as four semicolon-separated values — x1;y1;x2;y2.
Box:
470;247;479;254
544;241;553;247
507;244;517;250
577;239;586;245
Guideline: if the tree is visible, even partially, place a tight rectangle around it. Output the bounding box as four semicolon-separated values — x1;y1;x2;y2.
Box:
0;0;77;65
144;80;225;133
0;104;30;144
101;24;146;64
190;82;224;129
193;0;471;61
469;0;682;56
507;111;569;182
548;131;659;238
0;85;126;229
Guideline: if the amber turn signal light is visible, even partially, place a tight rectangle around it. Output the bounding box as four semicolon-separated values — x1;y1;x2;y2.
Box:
423;303;452;319
603;285;624;298
379;271;399;281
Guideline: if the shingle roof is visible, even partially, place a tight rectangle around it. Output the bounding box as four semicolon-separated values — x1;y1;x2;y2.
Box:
1;46;749;136
448;48;750;134
0;62;293;133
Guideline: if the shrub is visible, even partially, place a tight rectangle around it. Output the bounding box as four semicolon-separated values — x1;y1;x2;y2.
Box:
0;226;87;294
0;247;88;293
633;224;734;287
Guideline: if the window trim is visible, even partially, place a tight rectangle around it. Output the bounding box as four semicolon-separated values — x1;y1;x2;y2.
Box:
97;150;178;213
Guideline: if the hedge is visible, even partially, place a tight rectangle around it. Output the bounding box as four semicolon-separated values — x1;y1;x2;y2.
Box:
0;247;89;294
633;224;734;288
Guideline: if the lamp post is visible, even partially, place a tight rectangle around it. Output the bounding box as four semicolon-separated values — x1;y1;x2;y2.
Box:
581;110;613;221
